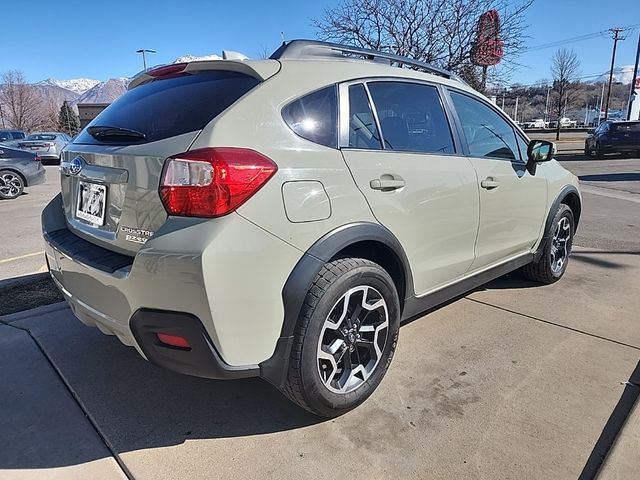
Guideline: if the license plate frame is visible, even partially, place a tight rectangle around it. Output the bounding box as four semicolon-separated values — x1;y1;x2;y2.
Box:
76;181;107;226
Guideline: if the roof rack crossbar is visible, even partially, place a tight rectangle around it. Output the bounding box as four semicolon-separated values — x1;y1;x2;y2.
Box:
270;40;461;82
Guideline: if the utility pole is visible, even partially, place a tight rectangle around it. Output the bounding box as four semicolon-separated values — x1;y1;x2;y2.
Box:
514;96;519;122
627;31;640;120
136;49;157;71
604;28;625;121
596;82;605;126
544;86;551;123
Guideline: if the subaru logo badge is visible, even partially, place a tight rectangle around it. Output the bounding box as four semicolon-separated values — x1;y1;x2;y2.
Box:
62;156;84;176
69;156;83;175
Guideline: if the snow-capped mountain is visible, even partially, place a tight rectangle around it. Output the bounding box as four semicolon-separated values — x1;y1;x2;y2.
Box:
75;77;129;104
173;53;222;63
596;65;636;85
37;78;100;95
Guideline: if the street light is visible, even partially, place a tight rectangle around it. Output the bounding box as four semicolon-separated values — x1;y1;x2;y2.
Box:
136;49;157;71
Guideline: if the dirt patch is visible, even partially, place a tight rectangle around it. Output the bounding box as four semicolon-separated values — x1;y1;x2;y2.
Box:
0;276;63;316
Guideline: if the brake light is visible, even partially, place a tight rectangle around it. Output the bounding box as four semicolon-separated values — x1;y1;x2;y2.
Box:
160;147;277;218
147;63;187;78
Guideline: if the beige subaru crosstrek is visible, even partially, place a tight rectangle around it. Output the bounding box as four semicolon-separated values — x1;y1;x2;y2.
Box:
42;40;581;417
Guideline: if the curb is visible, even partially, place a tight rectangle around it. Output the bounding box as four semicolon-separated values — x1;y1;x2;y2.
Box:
0;272;50;291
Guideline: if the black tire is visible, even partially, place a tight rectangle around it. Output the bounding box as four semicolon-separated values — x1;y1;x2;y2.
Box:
521;204;575;284
584;143;591;156
280;258;400;417
0;170;25;200
596;143;605;159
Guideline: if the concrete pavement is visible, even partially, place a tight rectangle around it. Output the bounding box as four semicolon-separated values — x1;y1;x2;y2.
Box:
1;245;639;479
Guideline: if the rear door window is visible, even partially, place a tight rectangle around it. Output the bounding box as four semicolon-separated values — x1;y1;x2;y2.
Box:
348;84;382;150
74;70;260;145
367;81;455;154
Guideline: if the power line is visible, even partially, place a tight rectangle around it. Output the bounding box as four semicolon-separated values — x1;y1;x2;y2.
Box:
522;23;640;52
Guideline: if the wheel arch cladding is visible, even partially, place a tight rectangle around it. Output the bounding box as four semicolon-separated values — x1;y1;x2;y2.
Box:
259;222;413;387
534;185;581;262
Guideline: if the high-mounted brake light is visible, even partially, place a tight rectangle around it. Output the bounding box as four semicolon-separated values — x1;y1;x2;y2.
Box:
147;63;188;78
159;147;277;218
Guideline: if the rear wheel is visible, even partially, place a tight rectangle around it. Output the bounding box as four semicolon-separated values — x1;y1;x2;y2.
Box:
280;258;400;417
521;204;574;284
596;143;605;159
584;143;591;156
0;170;24;200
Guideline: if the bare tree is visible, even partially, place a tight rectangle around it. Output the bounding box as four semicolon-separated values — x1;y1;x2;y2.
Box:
0;70;43;131
313;0;533;90
550;48;580;140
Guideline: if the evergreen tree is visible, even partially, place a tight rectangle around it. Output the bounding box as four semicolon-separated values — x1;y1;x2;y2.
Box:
58;101;80;135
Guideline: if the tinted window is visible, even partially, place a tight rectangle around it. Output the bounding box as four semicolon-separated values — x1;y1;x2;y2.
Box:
515;134;530;163
367;82;454;154
282;86;337;148
450;91;519;160
611;122;640;133
348;84;382;149
74;71;260;145
0;132;11;141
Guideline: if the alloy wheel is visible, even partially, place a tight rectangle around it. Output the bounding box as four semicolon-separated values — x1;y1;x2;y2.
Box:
0;172;22;198
550;216;571;274
316;285;389;394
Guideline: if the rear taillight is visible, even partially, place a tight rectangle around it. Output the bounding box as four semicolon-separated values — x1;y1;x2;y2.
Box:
159;147;277;218
34;154;42;161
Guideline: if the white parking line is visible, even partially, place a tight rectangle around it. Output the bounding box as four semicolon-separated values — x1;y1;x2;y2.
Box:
0;251;45;264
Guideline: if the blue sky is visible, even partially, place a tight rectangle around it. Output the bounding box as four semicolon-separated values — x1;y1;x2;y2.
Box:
2;0;639;85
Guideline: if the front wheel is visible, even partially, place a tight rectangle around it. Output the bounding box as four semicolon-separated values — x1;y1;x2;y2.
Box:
280;258;400;417
0;170;25;200
521;204;575;284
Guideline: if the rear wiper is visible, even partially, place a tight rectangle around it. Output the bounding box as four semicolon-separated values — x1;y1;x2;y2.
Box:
87;126;146;140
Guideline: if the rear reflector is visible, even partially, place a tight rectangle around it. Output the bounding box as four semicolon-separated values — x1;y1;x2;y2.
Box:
160;147;277;218
156;333;191;349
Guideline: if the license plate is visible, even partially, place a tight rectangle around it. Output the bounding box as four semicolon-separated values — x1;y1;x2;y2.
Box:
76;181;107;226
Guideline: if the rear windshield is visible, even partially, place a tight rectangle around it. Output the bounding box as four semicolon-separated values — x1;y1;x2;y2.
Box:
27;134;56;140
74;70;260;145
611;122;640;133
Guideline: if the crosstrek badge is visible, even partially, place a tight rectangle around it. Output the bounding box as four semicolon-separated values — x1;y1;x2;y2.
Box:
120;226;154;244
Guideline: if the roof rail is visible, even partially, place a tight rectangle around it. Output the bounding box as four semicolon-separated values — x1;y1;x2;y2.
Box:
270;39;461;82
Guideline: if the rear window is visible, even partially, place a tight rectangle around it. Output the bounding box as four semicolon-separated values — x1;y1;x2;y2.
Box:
611;122;640;133
74;70;260;145
28;134;56;140
282;86;338;148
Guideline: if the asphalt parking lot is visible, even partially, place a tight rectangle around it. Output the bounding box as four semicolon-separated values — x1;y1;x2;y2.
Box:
1;148;639;479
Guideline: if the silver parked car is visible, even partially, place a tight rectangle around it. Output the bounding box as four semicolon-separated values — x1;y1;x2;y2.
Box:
43;40;581;416
0;145;46;199
16;132;71;164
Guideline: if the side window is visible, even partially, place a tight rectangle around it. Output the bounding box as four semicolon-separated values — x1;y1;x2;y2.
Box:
282;86;338;148
348;84;382;150
367;82;455;154
450;91;519;161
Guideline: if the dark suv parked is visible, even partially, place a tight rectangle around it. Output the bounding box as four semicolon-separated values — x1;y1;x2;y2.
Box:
585;121;640;158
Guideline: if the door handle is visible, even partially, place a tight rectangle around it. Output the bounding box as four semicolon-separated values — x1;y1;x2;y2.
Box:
370;176;405;191
480;177;500;190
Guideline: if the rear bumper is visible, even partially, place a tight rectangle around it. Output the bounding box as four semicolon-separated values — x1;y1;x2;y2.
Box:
42;193;301;377
601;144;640;153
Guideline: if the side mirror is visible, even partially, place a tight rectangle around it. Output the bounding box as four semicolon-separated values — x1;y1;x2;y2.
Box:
526;140;555;174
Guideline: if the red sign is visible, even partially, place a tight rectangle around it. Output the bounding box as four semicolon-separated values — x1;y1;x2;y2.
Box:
472;10;504;67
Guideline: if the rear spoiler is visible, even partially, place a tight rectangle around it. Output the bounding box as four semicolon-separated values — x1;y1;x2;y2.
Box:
128;60;281;90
